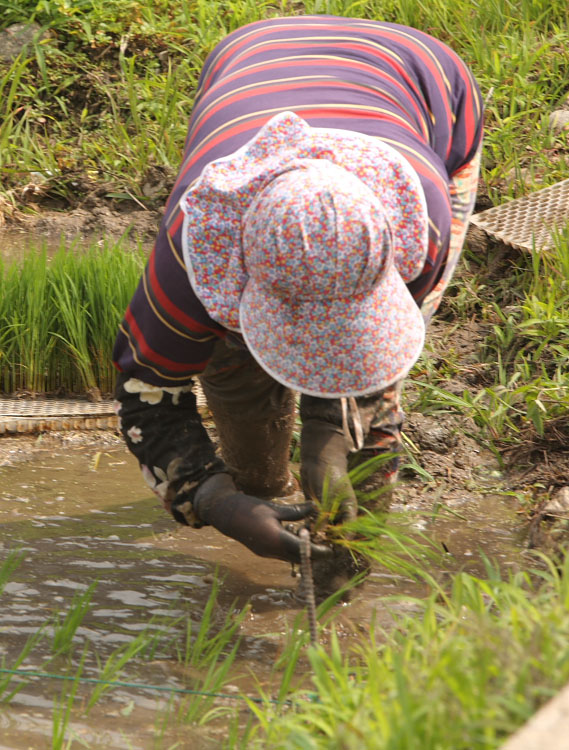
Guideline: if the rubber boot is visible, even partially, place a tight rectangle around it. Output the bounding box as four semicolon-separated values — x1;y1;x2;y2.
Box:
199;338;296;499
347;381;405;513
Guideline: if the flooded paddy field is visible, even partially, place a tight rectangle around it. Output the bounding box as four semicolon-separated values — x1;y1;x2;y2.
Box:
0;429;526;749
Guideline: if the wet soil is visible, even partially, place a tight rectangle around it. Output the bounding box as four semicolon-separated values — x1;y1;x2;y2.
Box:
0;424;527;749
0;221;566;746
3;189;162;252
20;204;161;244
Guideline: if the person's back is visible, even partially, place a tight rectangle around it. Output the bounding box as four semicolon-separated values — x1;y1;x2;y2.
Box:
163;16;482;306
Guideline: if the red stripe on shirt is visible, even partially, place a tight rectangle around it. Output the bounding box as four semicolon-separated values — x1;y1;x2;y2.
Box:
124;308;208;373
190;79;421;142
146;251;220;336
204;20;396;87
177;109;421;193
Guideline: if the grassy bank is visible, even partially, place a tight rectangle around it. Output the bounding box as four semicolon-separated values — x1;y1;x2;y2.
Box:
1;0;568;217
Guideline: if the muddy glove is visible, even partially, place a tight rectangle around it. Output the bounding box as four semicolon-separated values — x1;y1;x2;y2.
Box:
191;473;331;563
300;419;357;523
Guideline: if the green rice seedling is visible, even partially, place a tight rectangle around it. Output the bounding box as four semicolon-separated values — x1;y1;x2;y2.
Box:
178;636;243;726
79;236;147;393
0;624;50;703
0;551;49;702
85;625;168;712
175;574;250;725
306;454;442;587
0;249;53;392
1;247;59;393
178;573;248;670
0;238;146;395
267;589;353;705
330;509;442;585
0;549;24;596
51;646;88;750
51;582;97;658
239;553;569;749
271;614;312;703
49;260;98;395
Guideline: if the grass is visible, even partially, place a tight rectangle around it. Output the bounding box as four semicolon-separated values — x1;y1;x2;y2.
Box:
0;236;145;395
52;582;98;657
1;0;568;212
4;543;569;749
238;554;569;749
1;0;569;746
408;230;569;449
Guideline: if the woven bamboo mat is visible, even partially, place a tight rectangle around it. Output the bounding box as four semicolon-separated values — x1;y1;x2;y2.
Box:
470;178;569;251
0;398;118;434
0;383;208;434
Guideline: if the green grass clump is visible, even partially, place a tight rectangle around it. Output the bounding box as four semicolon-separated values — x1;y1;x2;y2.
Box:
0;237;145;395
410;231;569;446
240;554;569;749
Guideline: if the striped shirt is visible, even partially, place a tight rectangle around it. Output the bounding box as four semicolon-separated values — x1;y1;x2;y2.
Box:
113;16;483;387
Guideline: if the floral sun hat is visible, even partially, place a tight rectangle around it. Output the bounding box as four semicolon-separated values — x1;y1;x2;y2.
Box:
180;111;427;397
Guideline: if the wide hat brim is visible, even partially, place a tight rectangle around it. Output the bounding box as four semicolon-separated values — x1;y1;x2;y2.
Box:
240;259;425;398
181;111;428;334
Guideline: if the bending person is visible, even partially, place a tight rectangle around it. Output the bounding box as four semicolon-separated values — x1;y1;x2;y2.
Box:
113;15;484;564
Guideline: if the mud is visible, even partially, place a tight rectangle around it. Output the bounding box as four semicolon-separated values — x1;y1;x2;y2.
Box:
3;195;161;246
0;222;564;747
0;425;527;749
1;205;159;266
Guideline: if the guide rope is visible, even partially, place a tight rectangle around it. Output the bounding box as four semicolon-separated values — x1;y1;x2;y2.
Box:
0;667;294;706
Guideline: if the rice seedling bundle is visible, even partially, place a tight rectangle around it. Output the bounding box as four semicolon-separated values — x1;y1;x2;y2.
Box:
0;238;146;396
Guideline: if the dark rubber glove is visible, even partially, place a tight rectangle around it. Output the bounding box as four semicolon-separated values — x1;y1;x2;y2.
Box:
300;419;357;523
192;473;331;563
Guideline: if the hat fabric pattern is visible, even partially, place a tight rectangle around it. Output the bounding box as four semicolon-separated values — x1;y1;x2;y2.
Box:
180;111;427;396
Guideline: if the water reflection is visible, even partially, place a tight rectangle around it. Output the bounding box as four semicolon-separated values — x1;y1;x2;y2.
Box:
0;433;525;748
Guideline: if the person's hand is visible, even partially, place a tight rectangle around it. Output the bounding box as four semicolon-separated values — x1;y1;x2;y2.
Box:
300;419;357;523
192;473;331;563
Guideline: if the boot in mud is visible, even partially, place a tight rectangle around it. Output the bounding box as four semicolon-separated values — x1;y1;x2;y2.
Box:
296;546;370;604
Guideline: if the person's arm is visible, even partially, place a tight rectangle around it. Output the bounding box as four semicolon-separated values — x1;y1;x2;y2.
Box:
418;142;482;322
116;374;330;562
114;372;225;527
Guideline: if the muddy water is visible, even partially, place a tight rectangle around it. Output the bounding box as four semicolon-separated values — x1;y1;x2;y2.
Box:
0;434;525;749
